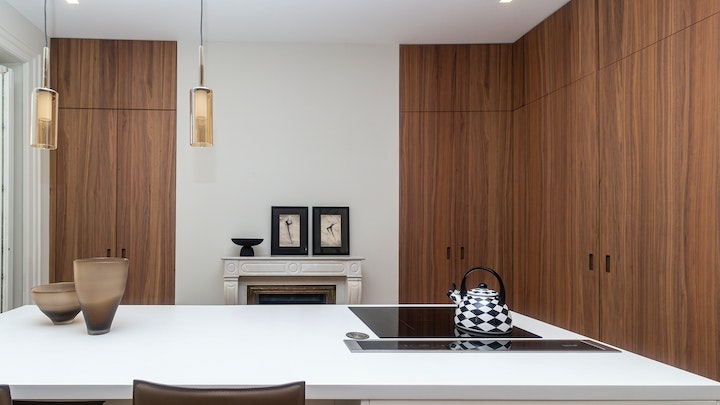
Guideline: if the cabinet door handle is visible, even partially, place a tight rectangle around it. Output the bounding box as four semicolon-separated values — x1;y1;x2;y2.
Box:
122;248;126;258
106;249;111;257
446;247;451;260
605;255;611;273
460;247;465;260
589;253;594;271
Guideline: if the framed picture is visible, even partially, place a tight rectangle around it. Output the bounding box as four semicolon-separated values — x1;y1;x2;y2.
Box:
271;206;308;256
313;206;349;255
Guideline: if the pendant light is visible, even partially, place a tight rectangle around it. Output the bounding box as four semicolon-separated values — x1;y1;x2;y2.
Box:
30;0;58;150
190;0;213;147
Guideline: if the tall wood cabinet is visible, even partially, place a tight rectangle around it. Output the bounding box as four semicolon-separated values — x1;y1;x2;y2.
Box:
513;0;720;381
509;0;600;338
597;12;720;380
512;73;599;337
50;38;177;305
399;45;512;304
400;0;720;382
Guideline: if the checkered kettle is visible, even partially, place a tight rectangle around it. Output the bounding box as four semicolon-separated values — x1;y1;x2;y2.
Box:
447;266;513;335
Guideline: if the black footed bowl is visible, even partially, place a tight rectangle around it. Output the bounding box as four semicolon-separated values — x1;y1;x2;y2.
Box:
231;238;264;256
231;238;263;247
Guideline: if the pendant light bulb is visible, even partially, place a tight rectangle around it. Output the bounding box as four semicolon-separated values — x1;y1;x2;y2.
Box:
31;2;59;150
190;1;213;147
31;84;58;150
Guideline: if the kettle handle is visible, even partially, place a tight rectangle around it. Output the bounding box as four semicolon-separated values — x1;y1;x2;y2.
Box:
459;266;506;305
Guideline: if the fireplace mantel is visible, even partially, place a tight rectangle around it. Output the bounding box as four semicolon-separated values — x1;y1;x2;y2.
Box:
222;256;364;304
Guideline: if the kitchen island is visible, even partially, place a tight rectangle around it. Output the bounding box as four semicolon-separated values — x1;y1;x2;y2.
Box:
0;304;718;403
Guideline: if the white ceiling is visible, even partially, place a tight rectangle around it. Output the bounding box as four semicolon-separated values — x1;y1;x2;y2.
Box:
6;0;569;45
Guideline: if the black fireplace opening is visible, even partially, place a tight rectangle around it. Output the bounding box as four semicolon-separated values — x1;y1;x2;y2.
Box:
248;285;336;305
258;293;327;305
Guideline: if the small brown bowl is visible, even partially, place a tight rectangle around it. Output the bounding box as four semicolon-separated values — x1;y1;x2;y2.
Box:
31;282;81;325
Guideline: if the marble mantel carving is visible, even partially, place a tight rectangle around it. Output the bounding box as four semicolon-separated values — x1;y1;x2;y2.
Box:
222;256;364;305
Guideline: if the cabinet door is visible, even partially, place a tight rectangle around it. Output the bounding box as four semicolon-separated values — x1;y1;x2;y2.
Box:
117;110;176;305
117;40;177;110
50;109;117;282
599;17;720;380
400;46;468;112
399;112;457;303
400;112;513;303
461;112;512;297
118;110;176;304
512;75;599;337
51;38;117;109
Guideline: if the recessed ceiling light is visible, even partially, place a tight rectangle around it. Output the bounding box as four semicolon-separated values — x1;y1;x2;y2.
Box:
66;0;79;4
500;0;512;3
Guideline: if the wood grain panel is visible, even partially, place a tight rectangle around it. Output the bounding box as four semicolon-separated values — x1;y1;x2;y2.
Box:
512;75;599;337
400;111;512;303
511;37;525;109
599;14;720;381
521;0;597;104
598;0;720;67
450;112;470;280
597;0;660;68
117;40;177;110
50;109;117;282
401;44;511;112
468;45;513;111
51;38;117;109
399;46;437;112
510;105;528;312
399;112;431;302
671;13;720;382
438;46;469;111
400;112;454;303
599;39;682;374
117;110;176;305
462;112;513;299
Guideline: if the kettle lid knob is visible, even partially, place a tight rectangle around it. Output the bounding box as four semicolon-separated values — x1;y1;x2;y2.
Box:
468;283;498;297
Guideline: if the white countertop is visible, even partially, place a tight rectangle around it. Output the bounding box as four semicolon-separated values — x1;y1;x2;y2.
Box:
1;304;719;402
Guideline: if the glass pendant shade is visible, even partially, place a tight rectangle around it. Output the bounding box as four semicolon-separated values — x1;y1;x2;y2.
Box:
190;85;213;147
31;47;58;150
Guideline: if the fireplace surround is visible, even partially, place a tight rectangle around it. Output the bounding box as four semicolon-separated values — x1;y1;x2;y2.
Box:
222;256;363;304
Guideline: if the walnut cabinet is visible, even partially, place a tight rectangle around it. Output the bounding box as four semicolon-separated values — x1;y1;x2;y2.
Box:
50;39;176;305
399;45;513;304
399;1;720;381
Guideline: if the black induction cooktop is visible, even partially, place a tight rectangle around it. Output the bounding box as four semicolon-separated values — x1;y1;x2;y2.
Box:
349;306;540;338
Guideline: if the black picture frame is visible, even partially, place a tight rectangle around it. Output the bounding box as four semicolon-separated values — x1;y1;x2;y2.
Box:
271;206;308;256
313;206;349;255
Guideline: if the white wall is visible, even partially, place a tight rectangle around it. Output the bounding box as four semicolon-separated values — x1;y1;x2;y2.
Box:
175;41;399;304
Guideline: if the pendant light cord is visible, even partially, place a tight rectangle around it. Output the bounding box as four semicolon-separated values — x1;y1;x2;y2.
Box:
200;0;204;47
43;0;48;47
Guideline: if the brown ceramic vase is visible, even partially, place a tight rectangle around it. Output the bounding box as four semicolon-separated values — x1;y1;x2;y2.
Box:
73;257;129;335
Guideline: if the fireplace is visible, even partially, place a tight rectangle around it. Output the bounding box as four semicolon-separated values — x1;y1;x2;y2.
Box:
247;285;336;305
222;256;363;305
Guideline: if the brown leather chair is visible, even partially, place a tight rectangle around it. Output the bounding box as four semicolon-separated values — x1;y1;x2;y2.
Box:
0;385;11;405
132;380;305;405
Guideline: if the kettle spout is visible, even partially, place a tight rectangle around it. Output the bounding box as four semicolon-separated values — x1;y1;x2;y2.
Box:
447;283;459;303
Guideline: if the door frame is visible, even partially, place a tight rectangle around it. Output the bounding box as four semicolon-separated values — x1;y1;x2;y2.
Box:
0;10;46;309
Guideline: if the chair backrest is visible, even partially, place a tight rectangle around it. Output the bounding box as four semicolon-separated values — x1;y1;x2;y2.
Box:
133;380;305;405
0;385;11;405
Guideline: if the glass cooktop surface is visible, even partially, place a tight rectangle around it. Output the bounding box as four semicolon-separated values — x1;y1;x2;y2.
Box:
349;306;540;338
